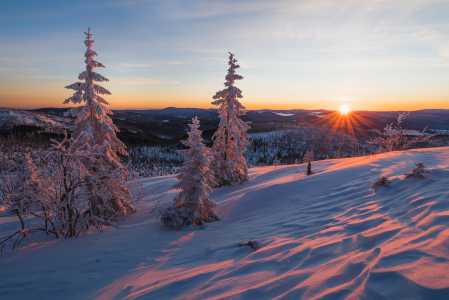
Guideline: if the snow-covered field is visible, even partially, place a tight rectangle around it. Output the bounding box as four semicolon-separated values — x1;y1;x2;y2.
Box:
1;147;449;299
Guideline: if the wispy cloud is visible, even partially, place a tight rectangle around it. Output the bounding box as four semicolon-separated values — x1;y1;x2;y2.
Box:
121;63;152;68
105;0;156;8
112;77;161;85
169;61;184;65
238;60;251;69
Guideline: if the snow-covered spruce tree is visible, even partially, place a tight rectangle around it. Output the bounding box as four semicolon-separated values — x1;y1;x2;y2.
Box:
210;52;250;186
64;28;133;215
161;117;220;229
64;28;127;167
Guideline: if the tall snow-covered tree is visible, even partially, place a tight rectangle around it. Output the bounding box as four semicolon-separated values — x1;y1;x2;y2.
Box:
210;52;250;186
64;28;127;168
161;117;220;229
63;28;133;216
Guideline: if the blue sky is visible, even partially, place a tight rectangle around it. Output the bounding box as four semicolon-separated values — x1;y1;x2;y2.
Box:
1;0;449;111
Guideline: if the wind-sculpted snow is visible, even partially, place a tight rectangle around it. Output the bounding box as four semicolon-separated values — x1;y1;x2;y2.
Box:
1;148;449;299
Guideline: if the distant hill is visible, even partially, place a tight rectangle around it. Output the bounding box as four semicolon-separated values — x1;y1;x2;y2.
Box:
32;107;70;115
0;108;71;132
0;107;447;146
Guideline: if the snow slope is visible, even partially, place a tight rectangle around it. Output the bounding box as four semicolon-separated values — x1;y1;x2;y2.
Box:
1;147;449;299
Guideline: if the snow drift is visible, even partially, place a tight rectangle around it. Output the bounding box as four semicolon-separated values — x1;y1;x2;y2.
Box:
1;147;449;299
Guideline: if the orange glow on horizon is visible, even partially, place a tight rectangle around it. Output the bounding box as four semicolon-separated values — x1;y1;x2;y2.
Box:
1;85;449;112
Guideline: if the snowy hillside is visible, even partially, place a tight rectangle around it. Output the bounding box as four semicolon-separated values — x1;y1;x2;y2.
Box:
0;108;71;132
1;147;449;299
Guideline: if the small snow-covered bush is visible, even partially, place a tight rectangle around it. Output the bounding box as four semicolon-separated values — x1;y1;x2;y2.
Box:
404;162;431;178
372;176;391;192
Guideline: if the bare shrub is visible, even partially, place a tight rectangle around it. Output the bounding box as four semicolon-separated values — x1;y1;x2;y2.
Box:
0;134;140;251
404;162;431;178
372;176;391;192
367;112;432;153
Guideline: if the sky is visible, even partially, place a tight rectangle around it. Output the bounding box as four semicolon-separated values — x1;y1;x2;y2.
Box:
0;0;448;111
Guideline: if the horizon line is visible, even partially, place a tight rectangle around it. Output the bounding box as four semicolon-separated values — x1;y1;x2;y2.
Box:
2;106;448;113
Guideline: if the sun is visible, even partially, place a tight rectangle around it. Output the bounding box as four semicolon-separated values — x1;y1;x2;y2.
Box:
339;104;350;115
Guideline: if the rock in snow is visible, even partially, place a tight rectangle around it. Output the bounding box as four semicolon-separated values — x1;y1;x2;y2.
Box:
1;147;449;299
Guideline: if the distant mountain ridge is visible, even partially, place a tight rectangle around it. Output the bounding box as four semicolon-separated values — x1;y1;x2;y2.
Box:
2;107;448;145
0;108;71;132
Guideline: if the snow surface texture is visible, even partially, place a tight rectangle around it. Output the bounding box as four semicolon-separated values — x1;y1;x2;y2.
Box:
1;147;449;299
